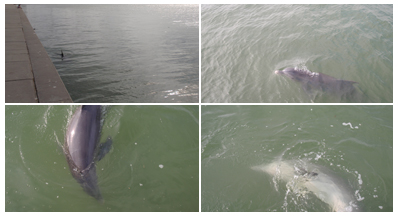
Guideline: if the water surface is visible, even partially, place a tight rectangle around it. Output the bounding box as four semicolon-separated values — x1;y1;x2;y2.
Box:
23;5;199;103
201;105;392;211
5;105;199;211
201;5;393;103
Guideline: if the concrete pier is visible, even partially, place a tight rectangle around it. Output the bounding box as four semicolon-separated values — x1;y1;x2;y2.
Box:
5;4;73;103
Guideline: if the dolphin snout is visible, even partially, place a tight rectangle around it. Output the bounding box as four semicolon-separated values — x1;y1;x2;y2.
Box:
275;70;281;74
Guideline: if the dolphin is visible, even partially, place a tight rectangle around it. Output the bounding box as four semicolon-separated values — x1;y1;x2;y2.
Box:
274;67;357;100
252;160;355;212
63;105;112;201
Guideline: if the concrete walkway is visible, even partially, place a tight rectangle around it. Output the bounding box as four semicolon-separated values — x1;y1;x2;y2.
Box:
5;4;72;103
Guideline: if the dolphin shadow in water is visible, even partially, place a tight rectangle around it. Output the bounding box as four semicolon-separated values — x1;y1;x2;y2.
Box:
63;105;113;202
252;160;358;212
275;67;360;102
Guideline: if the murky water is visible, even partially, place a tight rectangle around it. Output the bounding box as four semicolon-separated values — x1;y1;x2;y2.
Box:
201;105;392;211
5;105;199;211
201;5;393;103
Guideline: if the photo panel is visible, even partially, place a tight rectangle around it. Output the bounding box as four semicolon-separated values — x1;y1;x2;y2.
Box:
201;105;392;211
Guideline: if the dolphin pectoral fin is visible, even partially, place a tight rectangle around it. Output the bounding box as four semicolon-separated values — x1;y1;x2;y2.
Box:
301;83;318;102
96;136;113;161
301;83;312;94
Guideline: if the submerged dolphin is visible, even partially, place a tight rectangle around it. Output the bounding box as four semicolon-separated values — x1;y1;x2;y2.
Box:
64;105;112;201
252;160;354;212
275;67;357;98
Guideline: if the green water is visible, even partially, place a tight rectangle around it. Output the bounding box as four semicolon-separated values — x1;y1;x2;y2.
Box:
5;105;199;212
201;105;392;211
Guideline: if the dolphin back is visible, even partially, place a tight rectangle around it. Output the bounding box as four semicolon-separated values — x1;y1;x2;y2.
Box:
64;105;103;201
252;160;354;211
304;172;353;211
65;105;101;170
275;67;359;99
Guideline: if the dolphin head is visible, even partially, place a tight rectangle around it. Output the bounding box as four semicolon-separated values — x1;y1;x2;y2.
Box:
274;67;314;82
274;68;296;78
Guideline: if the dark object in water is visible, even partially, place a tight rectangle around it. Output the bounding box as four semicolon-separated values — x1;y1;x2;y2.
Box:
296;167;318;178
275;67;358;101
63;105;113;201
